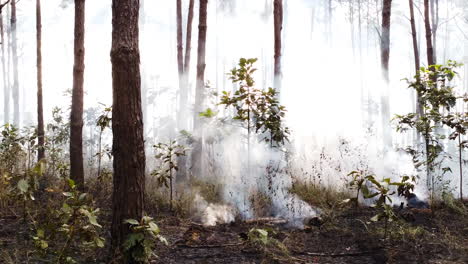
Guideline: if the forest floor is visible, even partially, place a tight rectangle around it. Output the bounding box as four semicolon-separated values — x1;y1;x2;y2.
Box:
2;200;467;264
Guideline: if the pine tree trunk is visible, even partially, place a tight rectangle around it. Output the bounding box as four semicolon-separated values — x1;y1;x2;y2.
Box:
177;0;194;181
1;12;8;125
70;0;85;190
381;0;392;148
409;0;422;117
110;0;145;260
273;0;283;93
191;0;208;179
184;0;194;75
176;0;183;84
194;0;208;131
424;0;435;67
10;0;19;127
36;0;45;162
430;0;438;63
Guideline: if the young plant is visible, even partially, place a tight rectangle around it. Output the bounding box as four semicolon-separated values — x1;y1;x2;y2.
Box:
442;103;468;200
46;107;70;178
394;61;461;198
53;179;104;263
346;170;373;207
96;105;112;179
151;140;187;211
363;176;398;240
219;58;289;148
123;216;167;263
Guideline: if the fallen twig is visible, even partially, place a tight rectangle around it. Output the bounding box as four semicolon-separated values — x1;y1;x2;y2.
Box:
293;250;373;257
177;242;244;249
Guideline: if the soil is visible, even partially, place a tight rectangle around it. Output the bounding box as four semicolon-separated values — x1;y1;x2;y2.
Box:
1;203;467;263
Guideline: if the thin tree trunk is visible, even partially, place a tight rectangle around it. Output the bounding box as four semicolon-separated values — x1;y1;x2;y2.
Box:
183;0;194;75
430;0;438;63
459;135;463;200
381;0;392;148
176;0;183;84
191;0;208;179
10;0;19;127
177;0;194;181
409;0;423;132
273;0;283;93
70;0;86;190
110;0;145;260
1;12;8;125
36;0;44;162
424;0;435;67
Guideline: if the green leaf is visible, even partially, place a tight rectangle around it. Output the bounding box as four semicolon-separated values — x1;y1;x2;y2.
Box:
124;219;140;226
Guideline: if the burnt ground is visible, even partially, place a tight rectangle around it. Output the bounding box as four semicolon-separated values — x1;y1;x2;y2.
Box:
1;203;467;263
154;205;468;264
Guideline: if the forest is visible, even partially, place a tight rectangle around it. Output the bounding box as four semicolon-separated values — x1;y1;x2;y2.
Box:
0;0;467;263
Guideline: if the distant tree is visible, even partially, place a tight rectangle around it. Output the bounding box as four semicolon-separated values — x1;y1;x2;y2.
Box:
70;0;86;190
36;0;45;162
0;1;9;125
110;0;146;261
10;0;19;126
192;0;208;178
273;0;283;93
380;0;392;148
176;0;195;181
424;0;435;68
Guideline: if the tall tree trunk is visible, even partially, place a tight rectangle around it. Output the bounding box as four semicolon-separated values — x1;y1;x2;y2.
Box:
193;0;208;131
110;0;145;260
177;0;194;181
176;0;183;84
191;0;208;179
183;0;194;75
1;12;8;125
430;0;438;63
273;0;283;93
423;0;434;191
70;0;85;190
409;0;420;77
36;0;44;162
424;0;435;67
10;0;19;127
409;0;423;146
380;0;392;148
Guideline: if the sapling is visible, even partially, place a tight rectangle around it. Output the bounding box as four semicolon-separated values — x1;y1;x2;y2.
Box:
395;61;461;199
152;140;187;211
95;105;112;179
442;103;468;201
123;216;167;263
346;170;373;207
363;176;398;240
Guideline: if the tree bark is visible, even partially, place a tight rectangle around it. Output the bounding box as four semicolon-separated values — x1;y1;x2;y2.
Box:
70;0;85;189
36;0;45;162
424;0;435;67
184;0;194;74
177;0;195;181
409;0;420;76
194;0;208;130
1;12;8;125
430;0;438;63
273;0;283;92
176;0;183;83
110;0;145;261
409;0;423;147
10;0;19;127
191;0;208;179
380;0;392;148
381;0;392;83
